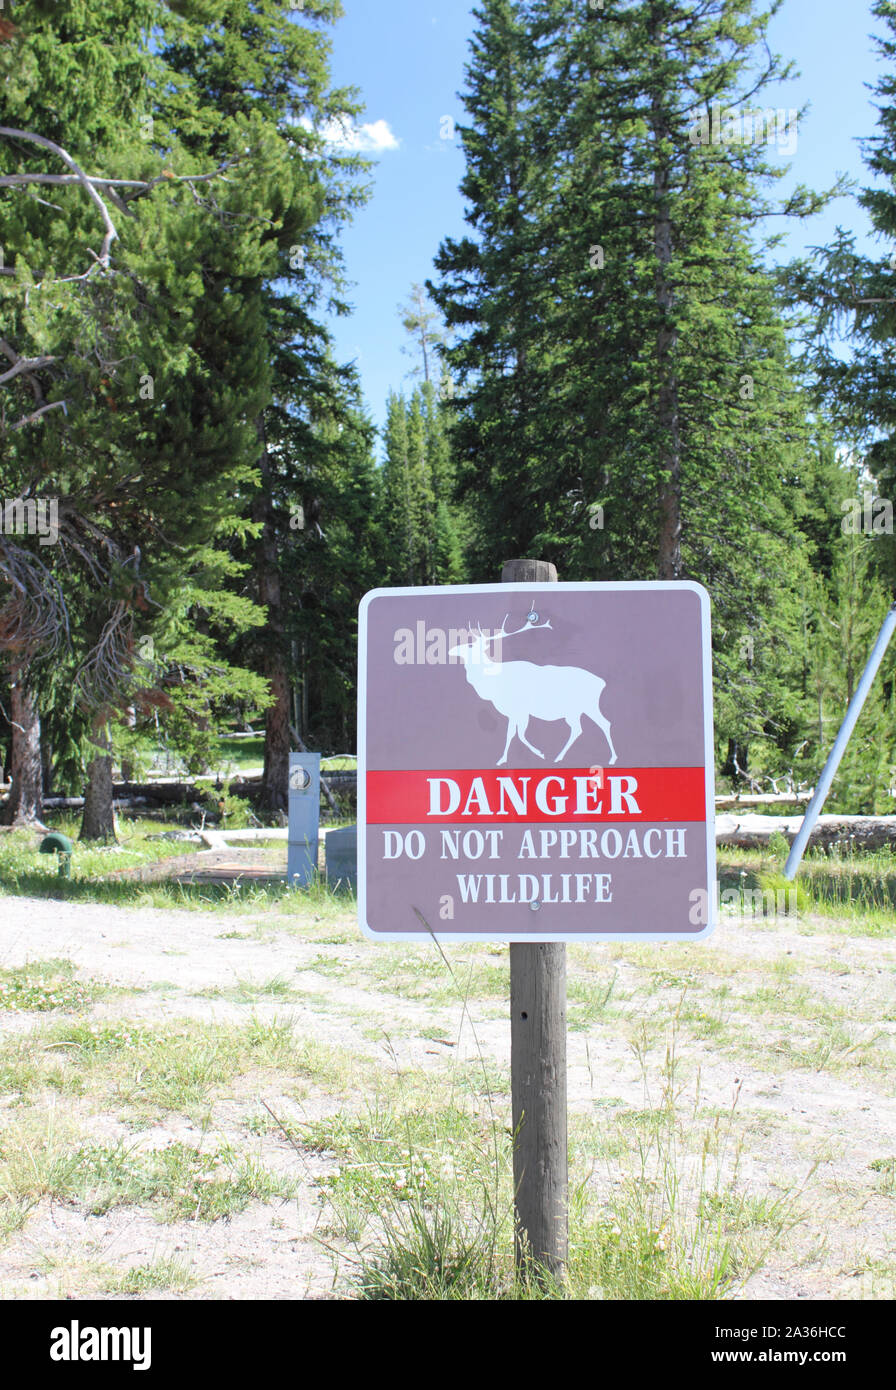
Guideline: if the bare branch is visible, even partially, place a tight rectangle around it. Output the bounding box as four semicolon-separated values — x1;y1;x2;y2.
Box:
0;354;57;387
0;126;118;267
9;400;67;430
0;536;70;657
75;601;135;705
0;161;242;196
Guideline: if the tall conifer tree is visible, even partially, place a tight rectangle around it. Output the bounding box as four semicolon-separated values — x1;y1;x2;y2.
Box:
433;0;837;773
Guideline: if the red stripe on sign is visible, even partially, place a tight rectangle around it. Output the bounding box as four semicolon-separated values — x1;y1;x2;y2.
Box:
366;767;706;825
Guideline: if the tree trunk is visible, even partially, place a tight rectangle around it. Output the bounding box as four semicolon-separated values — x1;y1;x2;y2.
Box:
721;737;750;784
1;662;44;826
261;659;290;815
80;720;117;841
254;419;289;816
120;705;136;782
41;736;54;798
650;8;682;580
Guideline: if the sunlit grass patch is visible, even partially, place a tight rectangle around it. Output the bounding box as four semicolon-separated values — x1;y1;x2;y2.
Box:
0;820;356;921
675;998;733;1043
0;1016;369;1116
302;986;814;1302
302;1094;514;1294
0;870;356;917
0;1036;85;1099
0;1129;297;1225
567;970;620;1031
306;943;510;1005
197;976;309;1004
868;1156;896;1196
0;959;102;1014
743;1019;891;1076
716;847;896;935
352;947;510;1005
0;1195;33;1240
563;1049;811;1299
0;817;203;885
104;1254;198;1294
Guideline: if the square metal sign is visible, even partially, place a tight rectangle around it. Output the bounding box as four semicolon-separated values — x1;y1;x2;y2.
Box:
358;582;715;942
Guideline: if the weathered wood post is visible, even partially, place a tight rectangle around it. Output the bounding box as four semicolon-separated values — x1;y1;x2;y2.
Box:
502;557;568;1283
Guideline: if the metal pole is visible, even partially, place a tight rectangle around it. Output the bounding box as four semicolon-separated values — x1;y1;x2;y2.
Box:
784;601;896;880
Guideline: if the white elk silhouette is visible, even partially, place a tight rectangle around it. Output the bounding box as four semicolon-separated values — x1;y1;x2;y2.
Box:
448;614;617;766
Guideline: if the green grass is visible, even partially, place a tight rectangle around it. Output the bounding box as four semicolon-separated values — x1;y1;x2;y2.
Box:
210;736;265;775
869;1157;896;1196
717;847;896;934
302;1092;512;1288
197;975;308;1004
3;832;893;932
104;1255;198;1294
0;959;103;1014
0;1016;369;1116
284;984;813;1302
0;857;355;917
567;970;620;1031
0;1131;297;1223
0;810;360;915
307;944;511;1006
2;834;889;1298
0;817;205;902
328;1075;807;1299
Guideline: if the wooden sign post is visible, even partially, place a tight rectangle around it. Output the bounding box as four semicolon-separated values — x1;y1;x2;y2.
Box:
503;558;567;1283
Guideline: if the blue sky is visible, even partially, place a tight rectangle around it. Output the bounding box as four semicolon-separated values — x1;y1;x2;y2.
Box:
320;0;891;446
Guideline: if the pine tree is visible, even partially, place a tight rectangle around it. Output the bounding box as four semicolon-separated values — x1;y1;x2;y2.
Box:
786;0;896;591
0;0;162;824
280;362;381;750
429;0;555;578
814;517;896;815
380;390;422;585
1;1;339;831
147;0;372;813
379;383;467;587
398;283;447;385
432;0;837;778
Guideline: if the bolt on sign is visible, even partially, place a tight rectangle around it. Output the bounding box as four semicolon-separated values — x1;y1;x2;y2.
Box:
358;582;716;942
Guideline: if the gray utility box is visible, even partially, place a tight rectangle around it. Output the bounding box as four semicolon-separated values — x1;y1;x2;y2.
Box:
287;753;321;886
325;824;357;893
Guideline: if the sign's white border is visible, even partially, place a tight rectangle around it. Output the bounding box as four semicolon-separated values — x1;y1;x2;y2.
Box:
357;581;716;943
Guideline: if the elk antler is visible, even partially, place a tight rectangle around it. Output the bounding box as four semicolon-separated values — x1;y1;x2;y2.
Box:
480;612;552;647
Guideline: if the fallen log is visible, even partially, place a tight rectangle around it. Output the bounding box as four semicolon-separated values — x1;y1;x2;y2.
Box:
29;773;356;816
716;813;896;853
714;791;812;809
41;796;154;811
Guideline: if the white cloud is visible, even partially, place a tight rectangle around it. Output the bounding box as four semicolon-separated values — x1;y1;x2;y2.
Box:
299;115;400;153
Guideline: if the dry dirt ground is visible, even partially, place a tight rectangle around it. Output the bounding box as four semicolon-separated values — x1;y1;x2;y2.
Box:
0;890;894;1301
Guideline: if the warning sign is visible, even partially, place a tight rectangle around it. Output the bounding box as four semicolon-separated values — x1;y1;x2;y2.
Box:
358;582;715;941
